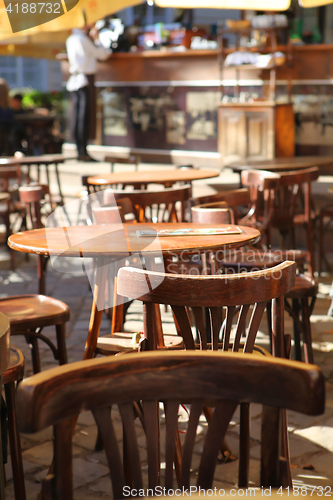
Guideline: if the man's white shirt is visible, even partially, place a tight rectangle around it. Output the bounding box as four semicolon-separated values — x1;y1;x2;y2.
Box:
66;28;111;91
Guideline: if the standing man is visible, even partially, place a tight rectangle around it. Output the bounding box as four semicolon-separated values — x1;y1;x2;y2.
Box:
66;25;111;161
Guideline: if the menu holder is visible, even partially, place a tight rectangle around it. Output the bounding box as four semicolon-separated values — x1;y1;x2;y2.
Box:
136;226;243;237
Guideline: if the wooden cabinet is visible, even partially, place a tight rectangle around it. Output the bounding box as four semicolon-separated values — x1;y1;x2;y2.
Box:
218;102;295;164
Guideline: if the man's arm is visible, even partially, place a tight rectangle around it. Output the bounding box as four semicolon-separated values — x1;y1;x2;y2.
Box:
82;35;111;61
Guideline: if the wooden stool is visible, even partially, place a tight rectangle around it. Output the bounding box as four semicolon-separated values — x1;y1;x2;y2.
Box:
3;346;25;500
0;295;69;374
19;185;49;295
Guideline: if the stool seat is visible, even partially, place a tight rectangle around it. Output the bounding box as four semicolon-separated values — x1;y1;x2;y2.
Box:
0;295;69;373
0;295;70;330
96;333;184;355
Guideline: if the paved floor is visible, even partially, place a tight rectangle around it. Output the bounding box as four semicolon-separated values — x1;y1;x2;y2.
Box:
1;155;333;498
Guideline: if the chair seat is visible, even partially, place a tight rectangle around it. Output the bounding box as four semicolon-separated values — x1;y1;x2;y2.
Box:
0;294;70;331
97;332;184;354
285;275;318;299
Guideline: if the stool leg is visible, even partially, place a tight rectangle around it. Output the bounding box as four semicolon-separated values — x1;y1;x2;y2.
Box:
292;299;302;362
4;382;26;500
301;298;314;364
37;255;46;296
55;324;68;365
319;214;324;276
28;336;41;374
238;402;250;488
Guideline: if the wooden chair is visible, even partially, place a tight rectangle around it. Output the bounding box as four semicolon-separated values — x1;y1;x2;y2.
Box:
0;166;26;269
117;262;296;356
240;168;319;363
91;200;183;356
0;295;69;374
192;188;253;224
19;185;49;295
191;202;230;224
243;167;319;275
3;346;26;500
92;197;134;225
16;350;325;497
117;261;296;486
239;169;281;246
192;197;317;364
103;185;192;224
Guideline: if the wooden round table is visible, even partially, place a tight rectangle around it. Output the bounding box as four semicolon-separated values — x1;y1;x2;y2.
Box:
8;223;260;359
87;168;219;189
228;156;333;175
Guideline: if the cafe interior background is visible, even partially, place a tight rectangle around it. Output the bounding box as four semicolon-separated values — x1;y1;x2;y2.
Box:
2;0;333;164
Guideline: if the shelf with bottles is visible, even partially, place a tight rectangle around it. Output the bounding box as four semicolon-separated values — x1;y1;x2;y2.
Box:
218;21;292;102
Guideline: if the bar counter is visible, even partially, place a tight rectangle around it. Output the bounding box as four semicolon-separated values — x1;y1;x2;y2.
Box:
61;44;333;164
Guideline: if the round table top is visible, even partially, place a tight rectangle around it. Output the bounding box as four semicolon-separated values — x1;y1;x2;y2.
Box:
8;223;260;258
228;156;333;174
88;168;220;187
0;154;77;166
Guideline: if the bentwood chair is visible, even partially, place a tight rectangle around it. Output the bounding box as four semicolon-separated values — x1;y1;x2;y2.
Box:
0;166;26;269
103;185;192;224
117;261;296;486
243;167;319;275
193;192;317;364
0;185;70;373
19;185;49;295
91;197;183;355
240;168;319;363
192;187;253;224
94;185;192;343
16;351;325;498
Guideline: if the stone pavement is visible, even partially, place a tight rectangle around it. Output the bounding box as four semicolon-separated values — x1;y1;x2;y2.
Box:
1;155;333;498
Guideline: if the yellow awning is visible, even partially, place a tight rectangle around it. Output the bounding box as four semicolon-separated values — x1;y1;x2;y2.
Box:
0;0;143;40
155;0;333;8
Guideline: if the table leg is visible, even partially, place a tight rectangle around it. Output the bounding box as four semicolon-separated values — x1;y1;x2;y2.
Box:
84;257;108;360
54;163;71;224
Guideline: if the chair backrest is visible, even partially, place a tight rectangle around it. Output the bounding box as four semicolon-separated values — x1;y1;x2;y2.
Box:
192;188;251;224
16;350;325;497
19;185;45;229
267;166;319;227
103;185;191;223
240;169;281;244
117;261;296;355
92;204;124;224
191;202;232;224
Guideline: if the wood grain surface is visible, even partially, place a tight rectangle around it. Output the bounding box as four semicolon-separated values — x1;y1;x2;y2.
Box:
8;223;261;258
88;169;219;187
